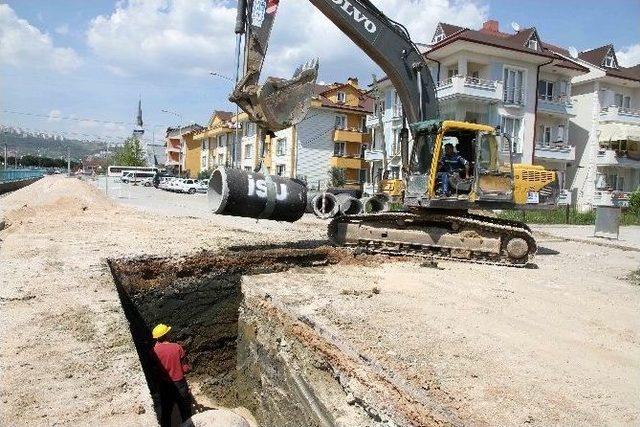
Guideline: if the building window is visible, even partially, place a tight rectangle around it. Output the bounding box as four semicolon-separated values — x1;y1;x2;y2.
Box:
503;67;525;105
614;93;624;108
540;125;551;145
337;92;346;103
245;144;253;159
218;154;224;165
390;166;400;180
447;68;459;79
391;129;399;154
335;115;347;129
501;116;522;153
201;140;207;150
244;166;252;172
527;38;538;50
623;96;631;109
556;125;565;143
374;100;385;117
359;169;368;183
276;164;286;176
360;117;367;132
334;142;346;156
538;80;553;101
603;51;616;68
276;138;288;156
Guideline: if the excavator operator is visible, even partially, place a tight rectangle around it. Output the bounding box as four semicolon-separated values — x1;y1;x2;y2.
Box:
438;143;470;197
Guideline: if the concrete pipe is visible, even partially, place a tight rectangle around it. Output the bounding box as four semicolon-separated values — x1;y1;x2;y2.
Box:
208;167;307;222
335;193;363;215
312;192;339;219
361;196;386;214
306;190;321;213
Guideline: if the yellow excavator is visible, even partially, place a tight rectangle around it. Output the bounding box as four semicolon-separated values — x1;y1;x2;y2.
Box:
230;0;559;265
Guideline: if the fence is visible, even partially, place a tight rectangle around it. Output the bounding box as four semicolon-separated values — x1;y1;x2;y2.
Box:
0;169;46;183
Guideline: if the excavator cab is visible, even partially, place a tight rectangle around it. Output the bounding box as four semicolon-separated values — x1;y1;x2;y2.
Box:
406;120;514;208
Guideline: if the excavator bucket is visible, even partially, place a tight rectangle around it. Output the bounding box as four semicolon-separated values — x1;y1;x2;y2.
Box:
256;59;319;130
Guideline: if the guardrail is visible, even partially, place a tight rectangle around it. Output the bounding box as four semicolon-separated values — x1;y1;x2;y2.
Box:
0;169;46;183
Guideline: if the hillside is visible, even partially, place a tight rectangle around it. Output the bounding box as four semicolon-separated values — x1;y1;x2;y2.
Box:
1;127;109;161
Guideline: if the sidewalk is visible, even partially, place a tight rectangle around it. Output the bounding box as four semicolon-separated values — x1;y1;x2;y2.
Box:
532;224;640;251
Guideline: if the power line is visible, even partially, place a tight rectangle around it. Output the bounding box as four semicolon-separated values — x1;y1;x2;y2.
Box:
1;109;136;126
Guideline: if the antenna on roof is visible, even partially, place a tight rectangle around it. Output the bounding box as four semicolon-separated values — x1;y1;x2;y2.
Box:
511;21;520;32
568;46;578;59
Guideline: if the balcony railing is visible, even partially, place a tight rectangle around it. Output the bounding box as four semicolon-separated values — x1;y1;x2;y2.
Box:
534;141;575;161
537;95;574;116
436;75;503;103
334;127;371;144
596;148;640;167
593;190;631;207
600;105;640;124
329;155;368;169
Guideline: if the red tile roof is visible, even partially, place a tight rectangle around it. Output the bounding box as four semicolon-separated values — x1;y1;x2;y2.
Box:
427;22;588;73
577;44;640;82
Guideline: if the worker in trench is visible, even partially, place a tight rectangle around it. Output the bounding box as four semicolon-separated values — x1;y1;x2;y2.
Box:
150;323;193;426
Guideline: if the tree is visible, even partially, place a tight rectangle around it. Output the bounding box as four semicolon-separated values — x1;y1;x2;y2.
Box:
328;166;346;187
198;169;214;180
629;189;640;217
112;136;146;167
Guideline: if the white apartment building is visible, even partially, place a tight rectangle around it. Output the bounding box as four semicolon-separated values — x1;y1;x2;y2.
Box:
555;44;640;210
425;21;588;180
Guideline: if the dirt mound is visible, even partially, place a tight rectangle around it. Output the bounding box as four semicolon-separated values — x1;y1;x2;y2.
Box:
1;176;117;224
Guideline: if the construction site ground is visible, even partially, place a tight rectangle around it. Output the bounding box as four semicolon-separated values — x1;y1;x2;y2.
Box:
1;176;639;426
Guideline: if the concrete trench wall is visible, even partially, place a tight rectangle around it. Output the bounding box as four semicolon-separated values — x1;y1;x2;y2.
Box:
108;247;382;425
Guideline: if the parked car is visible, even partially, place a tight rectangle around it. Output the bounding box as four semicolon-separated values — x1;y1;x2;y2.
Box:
167;178;184;192
138;177;153;187
196;179;208;193
179;179;199;194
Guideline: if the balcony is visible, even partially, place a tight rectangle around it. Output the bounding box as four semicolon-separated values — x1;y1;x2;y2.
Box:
436;76;503;103
534;142;575;162
333;128;371;144
537;95;575;117
599;106;640;125
329;156;368;169
166;144;181;153
596;148;640;169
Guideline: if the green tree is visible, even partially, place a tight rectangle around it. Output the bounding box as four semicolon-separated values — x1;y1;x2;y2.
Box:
198;169;214;180
328;166;346;187
629;189;640;216
112;136;146;167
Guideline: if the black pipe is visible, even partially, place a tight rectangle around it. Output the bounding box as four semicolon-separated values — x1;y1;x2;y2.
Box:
208;167;307;222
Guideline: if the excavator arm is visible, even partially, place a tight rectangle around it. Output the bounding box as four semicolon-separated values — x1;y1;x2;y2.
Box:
231;0;439;131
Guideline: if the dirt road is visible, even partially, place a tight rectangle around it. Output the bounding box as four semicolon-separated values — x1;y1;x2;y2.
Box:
1;176;638;425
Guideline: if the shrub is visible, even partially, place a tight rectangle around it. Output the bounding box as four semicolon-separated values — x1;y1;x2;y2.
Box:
628;189;640;216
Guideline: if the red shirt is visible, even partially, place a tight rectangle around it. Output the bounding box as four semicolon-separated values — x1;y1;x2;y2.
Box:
152;342;188;382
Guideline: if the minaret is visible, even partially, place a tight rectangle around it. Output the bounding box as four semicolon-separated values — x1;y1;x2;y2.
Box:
133;96;144;139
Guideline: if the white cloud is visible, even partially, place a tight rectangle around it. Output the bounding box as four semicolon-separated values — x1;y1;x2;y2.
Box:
86;0;486;83
48;110;62;122
0;4;82;73
617;44;640;67
55;24;69;35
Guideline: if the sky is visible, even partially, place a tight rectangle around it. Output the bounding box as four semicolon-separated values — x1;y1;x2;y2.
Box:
1;0;639;146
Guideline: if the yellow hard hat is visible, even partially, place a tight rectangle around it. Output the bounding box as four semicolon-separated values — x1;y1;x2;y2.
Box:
152;323;171;339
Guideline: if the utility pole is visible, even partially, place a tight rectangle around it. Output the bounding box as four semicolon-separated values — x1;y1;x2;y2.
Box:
67;147;71;176
3;142;7;170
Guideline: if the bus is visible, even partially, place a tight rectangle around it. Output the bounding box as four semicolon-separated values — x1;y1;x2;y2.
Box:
107;166;158;177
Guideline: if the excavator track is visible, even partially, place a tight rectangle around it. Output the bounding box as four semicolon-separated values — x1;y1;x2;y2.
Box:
327;211;537;267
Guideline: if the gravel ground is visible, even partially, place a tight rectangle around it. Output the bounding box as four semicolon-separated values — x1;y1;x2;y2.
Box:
1;176;639;425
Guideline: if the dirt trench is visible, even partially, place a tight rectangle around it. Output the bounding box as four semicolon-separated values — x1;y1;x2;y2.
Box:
108;245;422;426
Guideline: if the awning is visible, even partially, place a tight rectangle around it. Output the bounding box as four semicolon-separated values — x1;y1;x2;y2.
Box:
598;123;640;142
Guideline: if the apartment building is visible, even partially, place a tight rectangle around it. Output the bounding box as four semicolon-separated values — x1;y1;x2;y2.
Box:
236;112;261;172
556;44;640;210
164;124;204;177
193;111;235;173
425;21;588;177
266;78;373;189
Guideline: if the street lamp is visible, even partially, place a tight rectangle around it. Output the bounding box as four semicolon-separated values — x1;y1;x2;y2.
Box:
161;109;184;176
